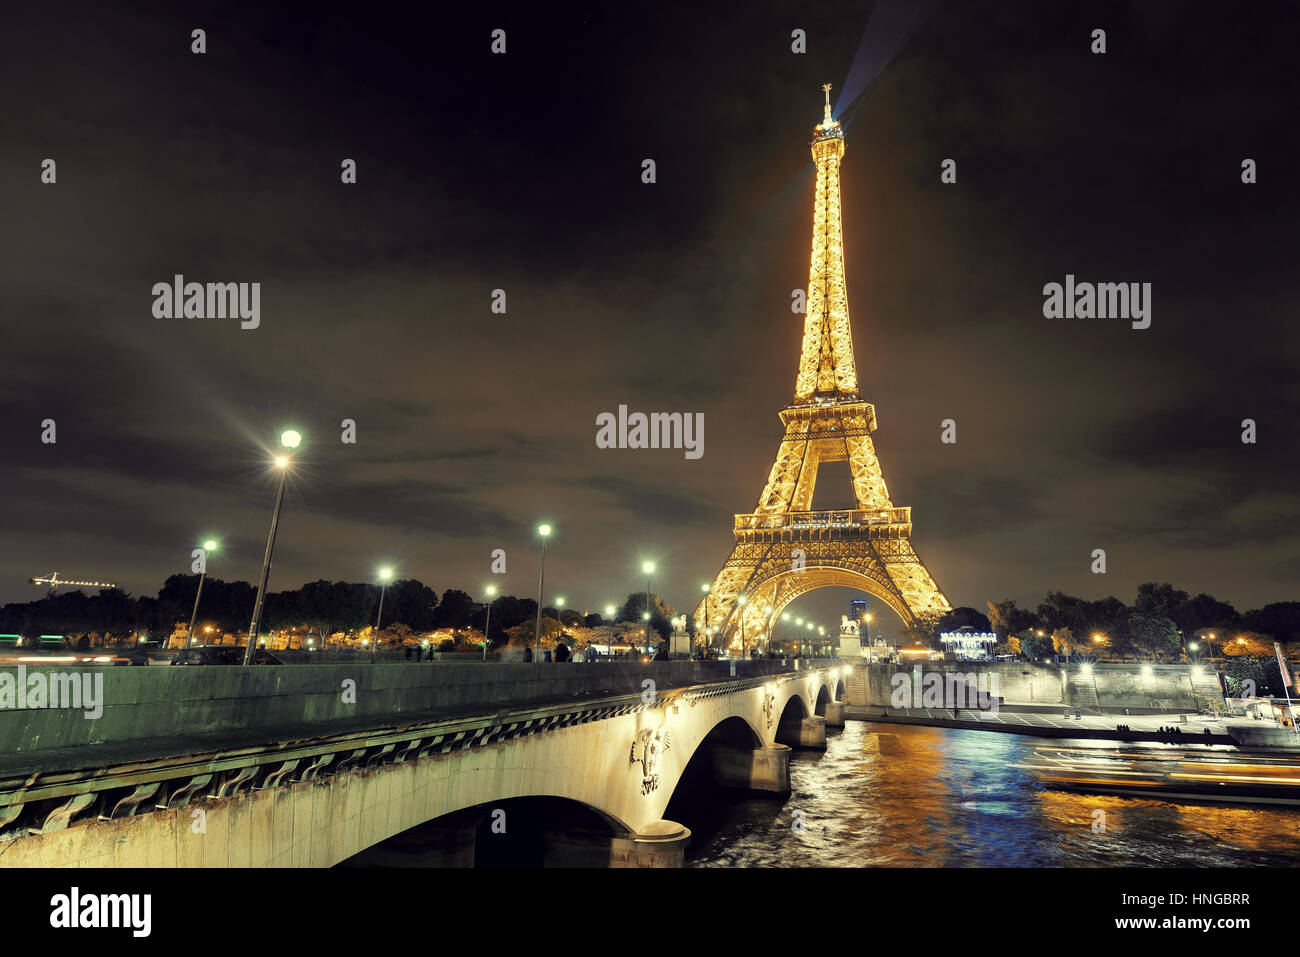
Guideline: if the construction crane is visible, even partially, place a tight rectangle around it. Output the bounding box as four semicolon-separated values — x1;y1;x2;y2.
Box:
29;572;118;592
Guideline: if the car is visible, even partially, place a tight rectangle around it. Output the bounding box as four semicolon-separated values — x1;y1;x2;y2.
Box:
170;645;284;666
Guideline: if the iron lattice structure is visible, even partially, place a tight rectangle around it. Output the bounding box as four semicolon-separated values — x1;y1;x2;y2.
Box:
696;85;951;651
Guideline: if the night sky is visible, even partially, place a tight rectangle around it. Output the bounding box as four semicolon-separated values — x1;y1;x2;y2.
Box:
2;1;1297;638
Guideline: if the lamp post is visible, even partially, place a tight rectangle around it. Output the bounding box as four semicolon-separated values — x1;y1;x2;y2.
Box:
533;524;552;658
737;595;749;659
482;584;497;662
372;566;393;663
186;539;218;647
244;430;300;665
642;561;655;656
700;583;710;658
604;604;617;659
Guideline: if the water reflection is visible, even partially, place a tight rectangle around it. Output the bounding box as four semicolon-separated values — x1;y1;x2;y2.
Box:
679;722;1300;867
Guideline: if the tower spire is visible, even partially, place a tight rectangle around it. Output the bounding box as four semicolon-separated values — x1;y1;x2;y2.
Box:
796;83;856;402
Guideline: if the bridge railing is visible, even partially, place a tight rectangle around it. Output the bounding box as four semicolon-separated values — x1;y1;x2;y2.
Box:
734;507;911;531
0;659;845;773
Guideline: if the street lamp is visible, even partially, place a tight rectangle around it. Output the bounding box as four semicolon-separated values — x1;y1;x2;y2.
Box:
737;594;749;658
482;584;497;662
533;524;552;658
244;430;301;665
604;604;617;658
372;566;393;663
186;539;218;647
700;583;711;657
642;561;655;656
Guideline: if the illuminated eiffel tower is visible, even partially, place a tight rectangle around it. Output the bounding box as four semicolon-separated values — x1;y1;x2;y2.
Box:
696;84;951;652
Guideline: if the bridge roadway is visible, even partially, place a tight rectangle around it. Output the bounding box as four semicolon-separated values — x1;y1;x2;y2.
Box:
0;660;848;867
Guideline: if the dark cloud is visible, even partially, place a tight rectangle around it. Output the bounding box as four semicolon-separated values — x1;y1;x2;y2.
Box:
1;0;1297;638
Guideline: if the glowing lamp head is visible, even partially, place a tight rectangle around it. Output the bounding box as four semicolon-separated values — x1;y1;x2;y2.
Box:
273;455;289;469
642;561;655;575
605;604;616;617
486;585;497;598
701;583;710;593
556;597;565;608
280;430;302;449
378;567;394;583
538;523;552;538
203;539;218;552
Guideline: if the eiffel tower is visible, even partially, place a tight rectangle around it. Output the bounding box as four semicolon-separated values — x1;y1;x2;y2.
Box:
696;84;951;651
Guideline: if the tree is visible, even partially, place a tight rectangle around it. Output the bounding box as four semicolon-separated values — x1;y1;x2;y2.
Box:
1242;603;1300;644
1050;627;1079;656
1079;597;1128;647
618;592;675;640
505;616;563;649
987;600;1041;638
432;589;474;629
1121;614;1181;660
1036;592;1088;635
1221;656;1286;698
900;611;944;648
1222;631;1274;658
936;606;993;635
1019;631;1055;659
377;622;415;647
383;579;438;630
1183;593;1240;634
1134;583;1190;620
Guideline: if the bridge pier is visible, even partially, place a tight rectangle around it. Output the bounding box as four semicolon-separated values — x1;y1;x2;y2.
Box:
541;820;691;868
825;700;846;728
711;744;792;793
776;715;827;749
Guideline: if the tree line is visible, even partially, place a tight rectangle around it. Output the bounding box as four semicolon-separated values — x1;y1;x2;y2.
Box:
898;582;1300;695
0;576;680;650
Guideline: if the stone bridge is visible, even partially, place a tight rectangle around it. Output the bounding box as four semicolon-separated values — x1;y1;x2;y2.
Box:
0;660;849;867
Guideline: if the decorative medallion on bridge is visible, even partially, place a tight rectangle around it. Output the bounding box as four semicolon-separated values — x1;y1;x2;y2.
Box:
695;85;951;652
762;692;776;730
630;725;671;795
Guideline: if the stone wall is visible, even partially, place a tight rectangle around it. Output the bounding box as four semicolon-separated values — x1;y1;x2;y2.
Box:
845;661;1223;714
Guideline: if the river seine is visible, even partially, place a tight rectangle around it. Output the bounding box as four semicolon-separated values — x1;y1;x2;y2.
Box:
669;721;1300;867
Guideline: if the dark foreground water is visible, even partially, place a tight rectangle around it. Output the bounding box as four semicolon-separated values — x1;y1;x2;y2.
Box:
669;722;1300;867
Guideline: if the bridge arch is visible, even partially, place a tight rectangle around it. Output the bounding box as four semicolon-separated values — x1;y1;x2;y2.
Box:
776;690;809;725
